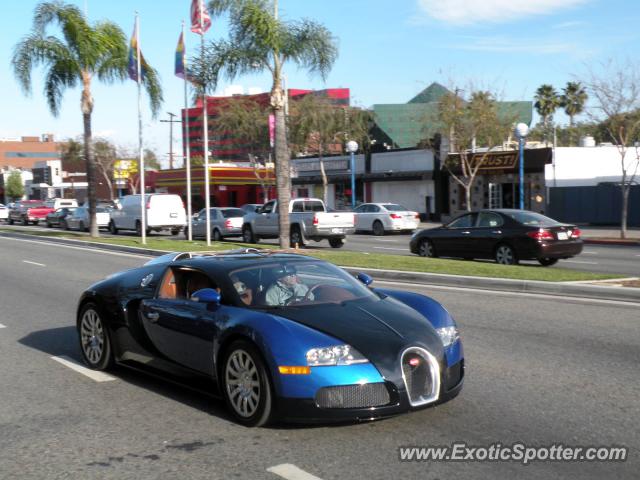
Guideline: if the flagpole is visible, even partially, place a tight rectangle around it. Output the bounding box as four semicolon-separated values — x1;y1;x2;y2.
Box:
201;0;211;247
136;12;146;244
182;21;193;241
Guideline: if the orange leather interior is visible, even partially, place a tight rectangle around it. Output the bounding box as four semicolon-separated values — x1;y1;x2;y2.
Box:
158;270;177;299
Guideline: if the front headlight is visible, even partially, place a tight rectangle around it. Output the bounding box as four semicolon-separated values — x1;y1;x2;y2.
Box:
436;326;460;347
306;345;369;366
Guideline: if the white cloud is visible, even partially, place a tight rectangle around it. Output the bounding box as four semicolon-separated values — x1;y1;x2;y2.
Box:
417;0;589;25
451;35;598;58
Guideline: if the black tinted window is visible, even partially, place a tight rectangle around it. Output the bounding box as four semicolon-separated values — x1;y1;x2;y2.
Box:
448;214;476;228
221;208;245;218
507;211;560;227
477;212;503;227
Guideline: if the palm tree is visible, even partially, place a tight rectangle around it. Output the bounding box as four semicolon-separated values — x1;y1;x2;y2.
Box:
561;81;588;127
534;84;561;145
203;0;338;248
12;1;162;237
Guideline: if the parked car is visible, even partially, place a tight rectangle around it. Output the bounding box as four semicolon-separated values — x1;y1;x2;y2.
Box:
242;198;355;248
353;203;420;235
76;251;463;426
185;207;245;241
46;207;77;228
0;203;8;222
64;206;110;231
109;194;186;236
45;198;78;210
8;200;54;225
410;209;583;266
240;203;262;214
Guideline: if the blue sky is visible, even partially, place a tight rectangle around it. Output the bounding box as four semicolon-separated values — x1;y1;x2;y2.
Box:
1;0;638;167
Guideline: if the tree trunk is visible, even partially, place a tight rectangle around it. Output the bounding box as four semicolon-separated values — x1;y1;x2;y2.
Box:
82;112;99;237
273;94;290;248
621;184;629;239
465;185;472;212
319;149;328;205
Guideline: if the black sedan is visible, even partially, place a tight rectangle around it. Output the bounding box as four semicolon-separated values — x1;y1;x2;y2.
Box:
45;207;77;228
410;209;583;266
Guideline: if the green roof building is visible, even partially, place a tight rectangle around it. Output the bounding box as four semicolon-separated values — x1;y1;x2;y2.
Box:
372;82;533;149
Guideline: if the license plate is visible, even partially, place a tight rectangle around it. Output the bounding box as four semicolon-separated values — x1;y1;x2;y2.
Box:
170;213;177;218
557;232;568;240
331;228;343;234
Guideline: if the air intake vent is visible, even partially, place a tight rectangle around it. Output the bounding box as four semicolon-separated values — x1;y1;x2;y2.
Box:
315;383;390;409
401;347;440;407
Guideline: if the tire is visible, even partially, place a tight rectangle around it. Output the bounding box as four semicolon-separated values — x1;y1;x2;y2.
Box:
290;226;304;247
8;218;14;225
171;229;180;236
213;228;223;242
77;303;114;371
135;221;149;237
184;227;189;239
46;221;52;228
61;220;69;231
221;340;274;427
538;257;559;267
242;225;257;244
372;220;385;236
329;237;345;248
79;221;87;232
418;239;437;258
109;221;118;235
22;216;28;226
495;244;518;265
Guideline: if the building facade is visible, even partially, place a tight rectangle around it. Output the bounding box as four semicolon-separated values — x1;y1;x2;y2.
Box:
0;134;60;170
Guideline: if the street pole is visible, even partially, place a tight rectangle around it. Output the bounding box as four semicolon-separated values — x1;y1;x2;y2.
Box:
514;123;529;211
182;20;193;241
200;1;211;247
135;13;146;244
345;140;358;209
160;112;180;169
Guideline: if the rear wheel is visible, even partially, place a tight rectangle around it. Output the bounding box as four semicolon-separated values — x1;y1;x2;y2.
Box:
372;220;385;236
61;220;69;231
22;216;28;226
328;237;345;248
135;221;149;237
78;303;113;371
222;340;274;427
538;257;559;267
213;228;223;242
79;221;87;232
171;229;180;236
109;221;118;235
184;227;190;239
418;239;437;258
495;244;518;265
8;218;14;225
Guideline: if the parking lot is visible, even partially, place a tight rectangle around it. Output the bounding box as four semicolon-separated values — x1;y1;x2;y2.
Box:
1;237;638;479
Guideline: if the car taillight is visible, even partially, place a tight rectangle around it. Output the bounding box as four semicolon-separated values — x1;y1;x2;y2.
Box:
225;219;232;228
571;228;581;239
390;213;402;219
313;215;319;226
414;214;420;220
526;229;554;241
146;201;151;209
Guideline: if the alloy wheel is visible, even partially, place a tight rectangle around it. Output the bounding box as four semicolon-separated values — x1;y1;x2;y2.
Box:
80;308;105;366
419;239;435;257
225;349;261;418
496;245;516;265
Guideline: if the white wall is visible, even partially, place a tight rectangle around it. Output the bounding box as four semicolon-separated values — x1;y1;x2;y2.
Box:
371;149;434;173
547;146;640;187
371;180;435;213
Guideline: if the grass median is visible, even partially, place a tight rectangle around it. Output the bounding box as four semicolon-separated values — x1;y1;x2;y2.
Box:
0;226;620;282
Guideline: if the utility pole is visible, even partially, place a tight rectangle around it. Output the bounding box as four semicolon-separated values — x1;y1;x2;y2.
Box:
160;112;181;169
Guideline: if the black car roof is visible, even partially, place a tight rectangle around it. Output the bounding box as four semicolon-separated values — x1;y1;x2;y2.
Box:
168;252;321;275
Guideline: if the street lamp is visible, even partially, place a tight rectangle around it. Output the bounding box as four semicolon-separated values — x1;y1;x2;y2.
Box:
514;123;529;210
346;140;358;208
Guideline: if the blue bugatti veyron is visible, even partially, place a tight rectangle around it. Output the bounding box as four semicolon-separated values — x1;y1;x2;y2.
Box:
76;250;464;426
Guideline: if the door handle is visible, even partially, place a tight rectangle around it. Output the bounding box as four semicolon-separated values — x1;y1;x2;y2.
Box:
146;312;160;322
461;231;471;235
491;230;502;234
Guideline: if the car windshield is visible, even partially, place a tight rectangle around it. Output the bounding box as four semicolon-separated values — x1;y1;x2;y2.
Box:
507;211;561;227
383;204;408;212
96;207;108;213
229;260;377;308
221;208;245;218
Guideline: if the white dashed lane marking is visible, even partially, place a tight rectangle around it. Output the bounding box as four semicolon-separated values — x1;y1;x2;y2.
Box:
267;464;323;480
51;355;116;382
0;323;6;329
23;260;46;267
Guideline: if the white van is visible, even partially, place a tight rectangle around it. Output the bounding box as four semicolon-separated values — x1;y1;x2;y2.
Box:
109;194;186;235
45;198;78;210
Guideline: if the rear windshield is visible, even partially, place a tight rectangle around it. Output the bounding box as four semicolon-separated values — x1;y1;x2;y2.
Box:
383;204;408;212
96;207;108;213
507;211;560;227
221;209;245;218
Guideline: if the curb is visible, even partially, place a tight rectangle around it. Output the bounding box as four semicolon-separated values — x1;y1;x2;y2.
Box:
2;230;639;304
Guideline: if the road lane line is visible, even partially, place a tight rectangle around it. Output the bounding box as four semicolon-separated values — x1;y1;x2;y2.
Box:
51;355;116;382
267;464;323;480
562;260;599;265
0;323;6;329
23;260;46;267
373;247;409;251
0;236;151;260
373;239;399;242
582;251;598;254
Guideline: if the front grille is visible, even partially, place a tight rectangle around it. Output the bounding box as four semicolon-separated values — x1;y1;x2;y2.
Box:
315;383;391;409
401;347;440;406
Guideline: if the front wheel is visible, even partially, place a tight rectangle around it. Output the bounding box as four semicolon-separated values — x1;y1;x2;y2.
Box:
290;227;304;247
222;340;274;427
61;220;69;231
8;218;14;225
109;221;118;235
213;228;223;242
538;257;559;267
328;237;345;248
418;239;437;257
78;303;113;370
79;221;87;232
46;221;52;228
495;244;518;265
22;216;28;226
243;225;257;244
171;228;180;236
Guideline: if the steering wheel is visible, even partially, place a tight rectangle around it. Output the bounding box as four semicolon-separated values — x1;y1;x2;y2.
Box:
302;283;328;302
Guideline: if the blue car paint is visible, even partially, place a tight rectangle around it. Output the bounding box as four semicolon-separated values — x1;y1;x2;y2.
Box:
215;306;385;399
376;288;463;367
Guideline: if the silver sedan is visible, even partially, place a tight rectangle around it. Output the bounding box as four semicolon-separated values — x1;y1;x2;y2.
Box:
353;203;420;236
186;207;245;241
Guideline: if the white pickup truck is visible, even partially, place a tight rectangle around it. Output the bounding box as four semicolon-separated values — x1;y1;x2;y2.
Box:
241;198;355;248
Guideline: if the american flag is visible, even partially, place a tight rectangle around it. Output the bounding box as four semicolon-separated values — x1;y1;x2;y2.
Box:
190;0;211;35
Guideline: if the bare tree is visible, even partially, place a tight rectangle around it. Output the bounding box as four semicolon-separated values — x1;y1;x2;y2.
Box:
93;139;117;200
586;60;640;238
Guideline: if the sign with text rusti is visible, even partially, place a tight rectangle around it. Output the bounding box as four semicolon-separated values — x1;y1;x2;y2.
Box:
447;151;518;174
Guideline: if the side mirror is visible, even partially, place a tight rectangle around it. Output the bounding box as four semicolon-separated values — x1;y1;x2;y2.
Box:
191;288;221;304
356;272;373;287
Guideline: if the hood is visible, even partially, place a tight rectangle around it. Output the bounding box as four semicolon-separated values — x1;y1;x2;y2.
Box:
268;296;445;383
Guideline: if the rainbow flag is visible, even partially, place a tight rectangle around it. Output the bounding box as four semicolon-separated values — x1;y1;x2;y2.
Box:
128;21;149;82
175;31;185;79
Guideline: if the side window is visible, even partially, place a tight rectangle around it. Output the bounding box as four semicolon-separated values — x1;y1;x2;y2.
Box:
305;201;324;212
477;212;504;228
370;205;381;213
291;202;304;213
448;214;476;228
211;209;218;219
262;201;275;214
157;268;178;299
354;205;367;213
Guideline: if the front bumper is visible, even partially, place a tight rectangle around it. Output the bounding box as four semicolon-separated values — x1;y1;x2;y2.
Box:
276;358;464;424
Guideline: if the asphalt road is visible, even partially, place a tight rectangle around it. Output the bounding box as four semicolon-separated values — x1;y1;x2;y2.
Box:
3;223;640;276
0;237;638;479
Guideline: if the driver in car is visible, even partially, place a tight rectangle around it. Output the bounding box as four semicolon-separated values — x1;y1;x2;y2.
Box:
265;265;314;306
